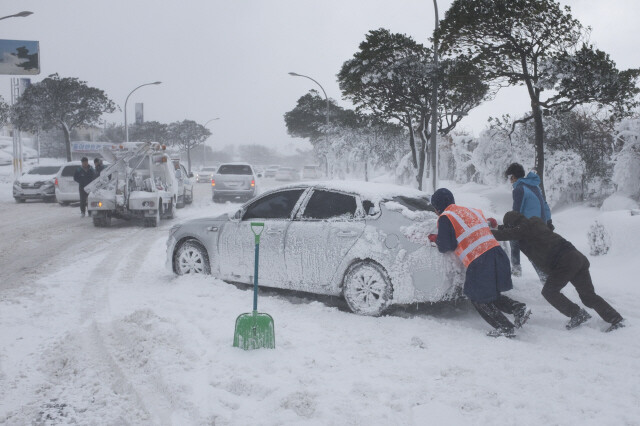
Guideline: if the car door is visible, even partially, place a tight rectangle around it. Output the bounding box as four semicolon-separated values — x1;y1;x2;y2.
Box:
218;188;306;286
284;189;366;291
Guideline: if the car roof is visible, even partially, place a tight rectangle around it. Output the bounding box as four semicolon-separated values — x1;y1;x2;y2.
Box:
219;162;252;166
267;180;430;202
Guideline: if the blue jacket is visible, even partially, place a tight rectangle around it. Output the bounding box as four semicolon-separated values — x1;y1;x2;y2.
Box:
436;212;513;303
512;172;551;222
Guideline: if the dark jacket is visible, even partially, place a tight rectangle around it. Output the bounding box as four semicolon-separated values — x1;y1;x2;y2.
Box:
436;210;512;303
95;163;105;177
74;166;96;188
513;172;552;222
492;211;575;274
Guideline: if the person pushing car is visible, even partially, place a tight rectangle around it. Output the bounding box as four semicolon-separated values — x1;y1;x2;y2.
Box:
428;188;530;338
492;211;624;332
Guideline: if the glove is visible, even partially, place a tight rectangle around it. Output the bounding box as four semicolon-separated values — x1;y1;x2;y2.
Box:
428;234;438;243
487;217;498;229
547;220;555;231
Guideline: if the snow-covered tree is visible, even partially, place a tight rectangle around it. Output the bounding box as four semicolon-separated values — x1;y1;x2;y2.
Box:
544;150;585;207
168;120;211;172
437;0;640;194
588;220;611;256
0;96;9;127
612;136;640;200
11;74;116;161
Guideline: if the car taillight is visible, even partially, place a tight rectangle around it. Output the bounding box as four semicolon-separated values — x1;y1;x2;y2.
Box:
211;179;216;186
251;180;255;187
54;178;58;186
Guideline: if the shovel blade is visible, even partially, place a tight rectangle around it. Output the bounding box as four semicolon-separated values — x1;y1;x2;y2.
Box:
233;311;275;350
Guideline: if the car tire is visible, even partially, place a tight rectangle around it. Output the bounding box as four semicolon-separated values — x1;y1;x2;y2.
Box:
176;195;185;209
173;240;211;275
58;201;70;206
342;260;393;316
185;189;193;204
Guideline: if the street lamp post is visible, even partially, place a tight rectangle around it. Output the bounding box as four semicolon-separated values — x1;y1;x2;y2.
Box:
203;117;220;167
288;72;330;175
429;0;440;193
0;11;33;20
124;81;161;142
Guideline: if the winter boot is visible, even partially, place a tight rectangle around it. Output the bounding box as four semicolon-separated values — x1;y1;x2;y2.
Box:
566;309;592;330
513;306;531;329
605;317;625;333
511;264;522;277
486;327;516;338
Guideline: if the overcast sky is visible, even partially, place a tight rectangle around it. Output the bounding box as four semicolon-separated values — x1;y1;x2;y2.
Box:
2;1;639;153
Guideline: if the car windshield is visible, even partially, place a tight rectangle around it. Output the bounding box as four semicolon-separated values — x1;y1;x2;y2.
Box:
389;196;435;212
201;167;216;172
27;166;60;175
218;165;252;175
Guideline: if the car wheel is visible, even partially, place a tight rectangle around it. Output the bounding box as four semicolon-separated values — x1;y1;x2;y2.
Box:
176;195;185;209
58;201;70;206
342;261;393;316
173;240;211;275
185;189;193;204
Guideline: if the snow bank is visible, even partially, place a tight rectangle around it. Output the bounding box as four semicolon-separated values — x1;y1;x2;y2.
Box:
601;192;639;212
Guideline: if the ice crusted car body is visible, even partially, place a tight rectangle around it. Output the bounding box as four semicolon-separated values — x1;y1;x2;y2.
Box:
166;181;464;315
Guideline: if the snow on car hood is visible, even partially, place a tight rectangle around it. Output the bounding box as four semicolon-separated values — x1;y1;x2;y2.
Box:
18;173;57;184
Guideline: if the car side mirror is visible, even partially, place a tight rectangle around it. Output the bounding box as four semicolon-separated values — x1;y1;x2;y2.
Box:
232;209;243;220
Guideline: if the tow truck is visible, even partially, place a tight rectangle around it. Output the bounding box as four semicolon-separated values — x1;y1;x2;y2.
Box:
84;142;179;227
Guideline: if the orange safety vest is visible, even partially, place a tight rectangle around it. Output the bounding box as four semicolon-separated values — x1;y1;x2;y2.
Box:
440;204;500;267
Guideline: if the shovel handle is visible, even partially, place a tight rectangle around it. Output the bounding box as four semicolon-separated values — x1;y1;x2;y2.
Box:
251;222;264;244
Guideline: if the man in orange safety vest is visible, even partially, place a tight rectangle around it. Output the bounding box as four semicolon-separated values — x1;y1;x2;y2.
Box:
428;188;530;338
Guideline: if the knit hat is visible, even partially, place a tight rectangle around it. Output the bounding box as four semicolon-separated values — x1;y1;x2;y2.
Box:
503;211;525;228
431;188;455;213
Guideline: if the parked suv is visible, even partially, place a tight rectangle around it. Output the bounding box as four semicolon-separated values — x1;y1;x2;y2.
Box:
13;165;61;203
54;161;82;205
211;162;257;202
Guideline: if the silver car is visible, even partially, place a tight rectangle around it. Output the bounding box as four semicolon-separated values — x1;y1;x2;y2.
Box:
195;166;217;183
166;181;463;316
13;165;61;203
211;162;257;203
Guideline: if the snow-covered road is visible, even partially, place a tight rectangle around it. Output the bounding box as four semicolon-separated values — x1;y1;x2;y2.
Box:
1;176;640;425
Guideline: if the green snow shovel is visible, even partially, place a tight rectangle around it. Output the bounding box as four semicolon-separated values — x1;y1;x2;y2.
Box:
233;222;275;350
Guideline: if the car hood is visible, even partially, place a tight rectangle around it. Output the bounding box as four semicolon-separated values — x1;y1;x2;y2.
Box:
18;173;57;183
182;213;230;227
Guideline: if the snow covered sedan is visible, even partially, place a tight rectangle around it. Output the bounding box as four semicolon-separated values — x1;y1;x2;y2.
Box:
166;181;464;316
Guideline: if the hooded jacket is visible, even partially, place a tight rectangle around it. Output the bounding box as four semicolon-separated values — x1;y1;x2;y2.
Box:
492;211;575;274
513;172;551;222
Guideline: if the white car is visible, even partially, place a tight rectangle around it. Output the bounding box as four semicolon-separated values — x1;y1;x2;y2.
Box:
195;166;217;183
54;161;82;205
302;165;322;179
275;167;300;181
167;181;464;316
13;165;62;203
172;159;194;208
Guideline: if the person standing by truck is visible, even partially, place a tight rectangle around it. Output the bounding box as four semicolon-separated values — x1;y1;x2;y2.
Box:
74;157;95;217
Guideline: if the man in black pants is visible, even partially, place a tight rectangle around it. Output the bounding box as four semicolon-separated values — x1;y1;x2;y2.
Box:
492;211;624;332
73;157;96;217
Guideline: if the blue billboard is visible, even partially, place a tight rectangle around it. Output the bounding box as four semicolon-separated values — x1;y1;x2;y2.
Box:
0;39;40;75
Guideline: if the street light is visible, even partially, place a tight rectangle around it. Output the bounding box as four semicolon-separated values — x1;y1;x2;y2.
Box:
0;11;33;20
203;117;220;167
288;72;330;174
124;81;161;142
